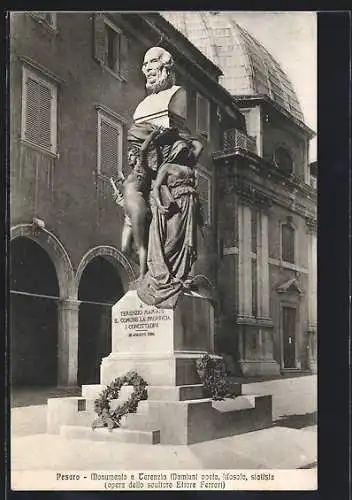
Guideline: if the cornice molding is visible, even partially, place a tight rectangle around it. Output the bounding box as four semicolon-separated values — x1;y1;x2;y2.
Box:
219;175;271;211
236;182;272;211
214;148;317;202
305;216;317;234
218;167;316;219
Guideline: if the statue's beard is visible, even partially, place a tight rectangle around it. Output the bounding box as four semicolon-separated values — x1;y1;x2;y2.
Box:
145;69;174;94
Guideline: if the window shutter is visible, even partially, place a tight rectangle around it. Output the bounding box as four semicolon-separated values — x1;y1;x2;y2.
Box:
25;76;52;149
100;119;121;177
94;13;107;64
120;33;129;80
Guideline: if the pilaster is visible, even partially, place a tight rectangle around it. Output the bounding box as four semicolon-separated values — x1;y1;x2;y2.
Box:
238;203;252;317
257;212;270;319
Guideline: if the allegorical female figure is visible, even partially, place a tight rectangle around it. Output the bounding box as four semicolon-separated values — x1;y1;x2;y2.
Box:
137;133;204;308
111;46;205;306
111;123;180;279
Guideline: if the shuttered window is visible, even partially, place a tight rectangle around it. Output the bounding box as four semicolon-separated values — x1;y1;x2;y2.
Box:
106;24;120;74
97;111;123;177
282;223;295;263
21;66;57;154
196;93;210;137
93;14;128;80
196;170;211;225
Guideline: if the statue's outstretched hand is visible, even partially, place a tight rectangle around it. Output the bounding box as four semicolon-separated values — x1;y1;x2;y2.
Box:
112;190;124;207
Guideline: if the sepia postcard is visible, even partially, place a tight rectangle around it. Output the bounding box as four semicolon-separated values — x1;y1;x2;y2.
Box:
9;10;317;491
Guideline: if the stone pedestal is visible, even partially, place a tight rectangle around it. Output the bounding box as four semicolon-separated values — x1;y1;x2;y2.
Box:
237;318;281;377
101;290;215;386
47;290;273;442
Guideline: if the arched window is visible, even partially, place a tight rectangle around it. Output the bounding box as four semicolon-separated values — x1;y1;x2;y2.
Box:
281;222;295;263
275;147;293;175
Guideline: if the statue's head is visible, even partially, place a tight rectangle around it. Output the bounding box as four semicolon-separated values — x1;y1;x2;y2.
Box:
142;46;175;94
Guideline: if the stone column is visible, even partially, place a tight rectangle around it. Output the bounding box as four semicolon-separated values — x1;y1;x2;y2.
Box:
238;203;252;317
57;298;79;386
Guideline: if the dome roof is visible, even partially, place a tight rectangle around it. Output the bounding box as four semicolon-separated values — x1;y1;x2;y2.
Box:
162;12;304;122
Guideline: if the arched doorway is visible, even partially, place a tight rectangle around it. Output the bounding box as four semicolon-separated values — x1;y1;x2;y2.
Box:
77;256;124;384
10;237;59;386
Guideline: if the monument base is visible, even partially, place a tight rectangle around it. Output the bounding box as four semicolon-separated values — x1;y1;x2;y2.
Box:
47;289;273;444
102;289;215;387
101;351;208;386
48;382;272;444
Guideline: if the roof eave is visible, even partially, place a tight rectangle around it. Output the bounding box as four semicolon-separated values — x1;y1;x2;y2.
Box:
234;95;316;139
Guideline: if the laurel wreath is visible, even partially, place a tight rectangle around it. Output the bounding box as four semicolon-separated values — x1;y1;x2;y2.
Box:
92;371;148;431
196;354;235;401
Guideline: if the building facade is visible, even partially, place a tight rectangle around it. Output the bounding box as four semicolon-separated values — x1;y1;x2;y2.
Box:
9;12;317;387
164;12;317;376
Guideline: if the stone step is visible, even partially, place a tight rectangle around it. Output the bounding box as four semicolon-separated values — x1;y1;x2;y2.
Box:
119;412;161;431
72;411;96;427
123;397;257;432
136;397;212;415
147;384;205;401
207;394;273;441
82;384;106;400
133;394;272;444
47;397;93;434
211;395;256;412
60;425;161;444
82;384;213;402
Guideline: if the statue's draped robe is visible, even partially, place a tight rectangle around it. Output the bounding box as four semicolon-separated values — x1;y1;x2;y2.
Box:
138;141;202;308
126;122;203;308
